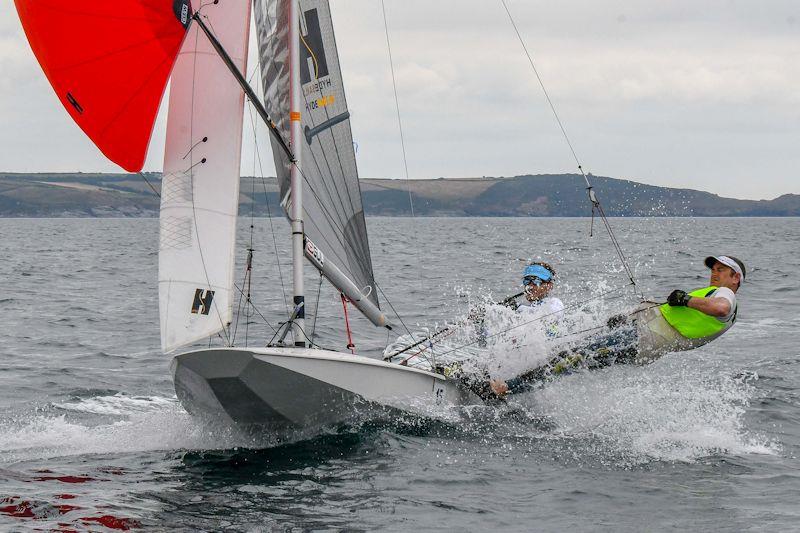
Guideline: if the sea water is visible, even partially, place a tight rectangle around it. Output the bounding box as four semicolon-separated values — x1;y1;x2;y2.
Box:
0;217;797;531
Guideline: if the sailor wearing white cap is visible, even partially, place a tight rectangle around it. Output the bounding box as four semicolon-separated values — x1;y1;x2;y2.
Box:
659;255;744;341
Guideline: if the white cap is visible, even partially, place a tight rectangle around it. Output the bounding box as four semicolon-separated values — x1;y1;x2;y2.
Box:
704;255;746;284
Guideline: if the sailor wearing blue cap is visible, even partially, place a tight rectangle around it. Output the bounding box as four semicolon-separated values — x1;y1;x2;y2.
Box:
517;262;564;335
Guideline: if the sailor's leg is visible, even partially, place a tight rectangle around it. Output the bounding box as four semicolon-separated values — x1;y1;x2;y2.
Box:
483;318;643;399
445;363;505;402
631;302;698;364
494;350;586;395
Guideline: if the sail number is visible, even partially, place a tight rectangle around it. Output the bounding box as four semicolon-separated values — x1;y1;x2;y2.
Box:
433;382;446;405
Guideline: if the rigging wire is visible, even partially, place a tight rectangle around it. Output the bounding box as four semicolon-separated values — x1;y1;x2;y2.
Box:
374;282;414;336
245;95;290;315
232;281;278;335
381;0;426;299
231;98;263;347
547;301;663;343
380;0;415;218
405;284;630;364
137;172;161;198
310;272;324;345
244;114;259;347
340;293;356;353
266;320;333;352
231;251;248;344
499;0;642;298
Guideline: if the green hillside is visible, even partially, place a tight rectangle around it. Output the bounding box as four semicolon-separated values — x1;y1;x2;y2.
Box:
0;172;797;217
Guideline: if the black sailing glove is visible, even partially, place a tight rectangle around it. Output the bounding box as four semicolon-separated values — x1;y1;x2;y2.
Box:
667;289;692;307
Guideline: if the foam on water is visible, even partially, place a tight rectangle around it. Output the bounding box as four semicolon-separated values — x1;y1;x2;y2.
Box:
379;282;782;464
0;395;259;463
57;393;176;416
521;360;779;463
0;393;467;464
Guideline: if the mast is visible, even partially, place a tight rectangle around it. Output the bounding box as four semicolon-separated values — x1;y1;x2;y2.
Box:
289;0;306;347
252;0;389;333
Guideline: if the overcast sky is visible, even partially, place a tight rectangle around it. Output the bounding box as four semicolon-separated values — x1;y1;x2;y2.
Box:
1;1;798;200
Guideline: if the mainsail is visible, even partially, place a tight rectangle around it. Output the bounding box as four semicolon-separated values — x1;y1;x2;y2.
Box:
254;0;380;312
14;0;191;172
159;0;252;352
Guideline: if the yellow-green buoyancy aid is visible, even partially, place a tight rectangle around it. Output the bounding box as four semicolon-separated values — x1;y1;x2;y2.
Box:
659;286;733;339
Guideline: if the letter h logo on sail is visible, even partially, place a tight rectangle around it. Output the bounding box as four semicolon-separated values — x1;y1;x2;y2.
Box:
300;8;329;84
191;289;214;315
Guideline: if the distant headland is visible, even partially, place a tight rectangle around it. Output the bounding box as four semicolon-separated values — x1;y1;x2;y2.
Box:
0;172;797;217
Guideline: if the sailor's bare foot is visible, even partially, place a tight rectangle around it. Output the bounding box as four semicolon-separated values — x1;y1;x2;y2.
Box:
489;379;509;396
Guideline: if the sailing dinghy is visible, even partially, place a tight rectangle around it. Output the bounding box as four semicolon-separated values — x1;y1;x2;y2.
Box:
15;0;481;429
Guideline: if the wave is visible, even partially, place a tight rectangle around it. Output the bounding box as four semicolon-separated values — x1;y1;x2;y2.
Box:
518;360;779;464
0;352;779;469
0;394;255;463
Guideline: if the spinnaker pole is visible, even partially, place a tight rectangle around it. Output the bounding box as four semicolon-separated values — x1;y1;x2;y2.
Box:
289;0;306;346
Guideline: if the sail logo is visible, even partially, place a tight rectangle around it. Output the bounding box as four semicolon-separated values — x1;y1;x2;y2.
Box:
300;9;330;85
307;95;335;111
191;289;215;315
303;79;332;97
173;0;192;28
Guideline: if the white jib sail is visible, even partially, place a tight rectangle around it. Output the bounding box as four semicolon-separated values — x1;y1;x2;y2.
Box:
159;0;251;353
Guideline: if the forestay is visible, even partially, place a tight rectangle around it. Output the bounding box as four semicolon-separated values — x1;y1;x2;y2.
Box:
254;0;379;310
159;0;252;353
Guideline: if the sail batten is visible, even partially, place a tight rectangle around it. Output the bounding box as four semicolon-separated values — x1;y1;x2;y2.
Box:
255;0;380;320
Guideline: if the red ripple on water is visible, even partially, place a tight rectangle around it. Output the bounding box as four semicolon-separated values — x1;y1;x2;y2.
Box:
33;475;96;484
0;497;35;518
81;515;141;530
0;496;81;518
0;496;137;529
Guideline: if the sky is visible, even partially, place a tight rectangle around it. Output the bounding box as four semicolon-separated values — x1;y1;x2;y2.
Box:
1;0;798;200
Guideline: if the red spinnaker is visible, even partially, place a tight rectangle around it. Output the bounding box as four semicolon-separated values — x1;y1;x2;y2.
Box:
14;1;191;172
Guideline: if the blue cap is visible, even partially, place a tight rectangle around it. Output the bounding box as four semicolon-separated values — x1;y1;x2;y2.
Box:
523;264;553;283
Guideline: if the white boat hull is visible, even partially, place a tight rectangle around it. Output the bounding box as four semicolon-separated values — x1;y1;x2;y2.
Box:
171;347;481;429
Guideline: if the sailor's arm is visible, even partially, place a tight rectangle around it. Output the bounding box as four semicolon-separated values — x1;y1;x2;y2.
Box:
667;289;730;317
687;295;730;317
